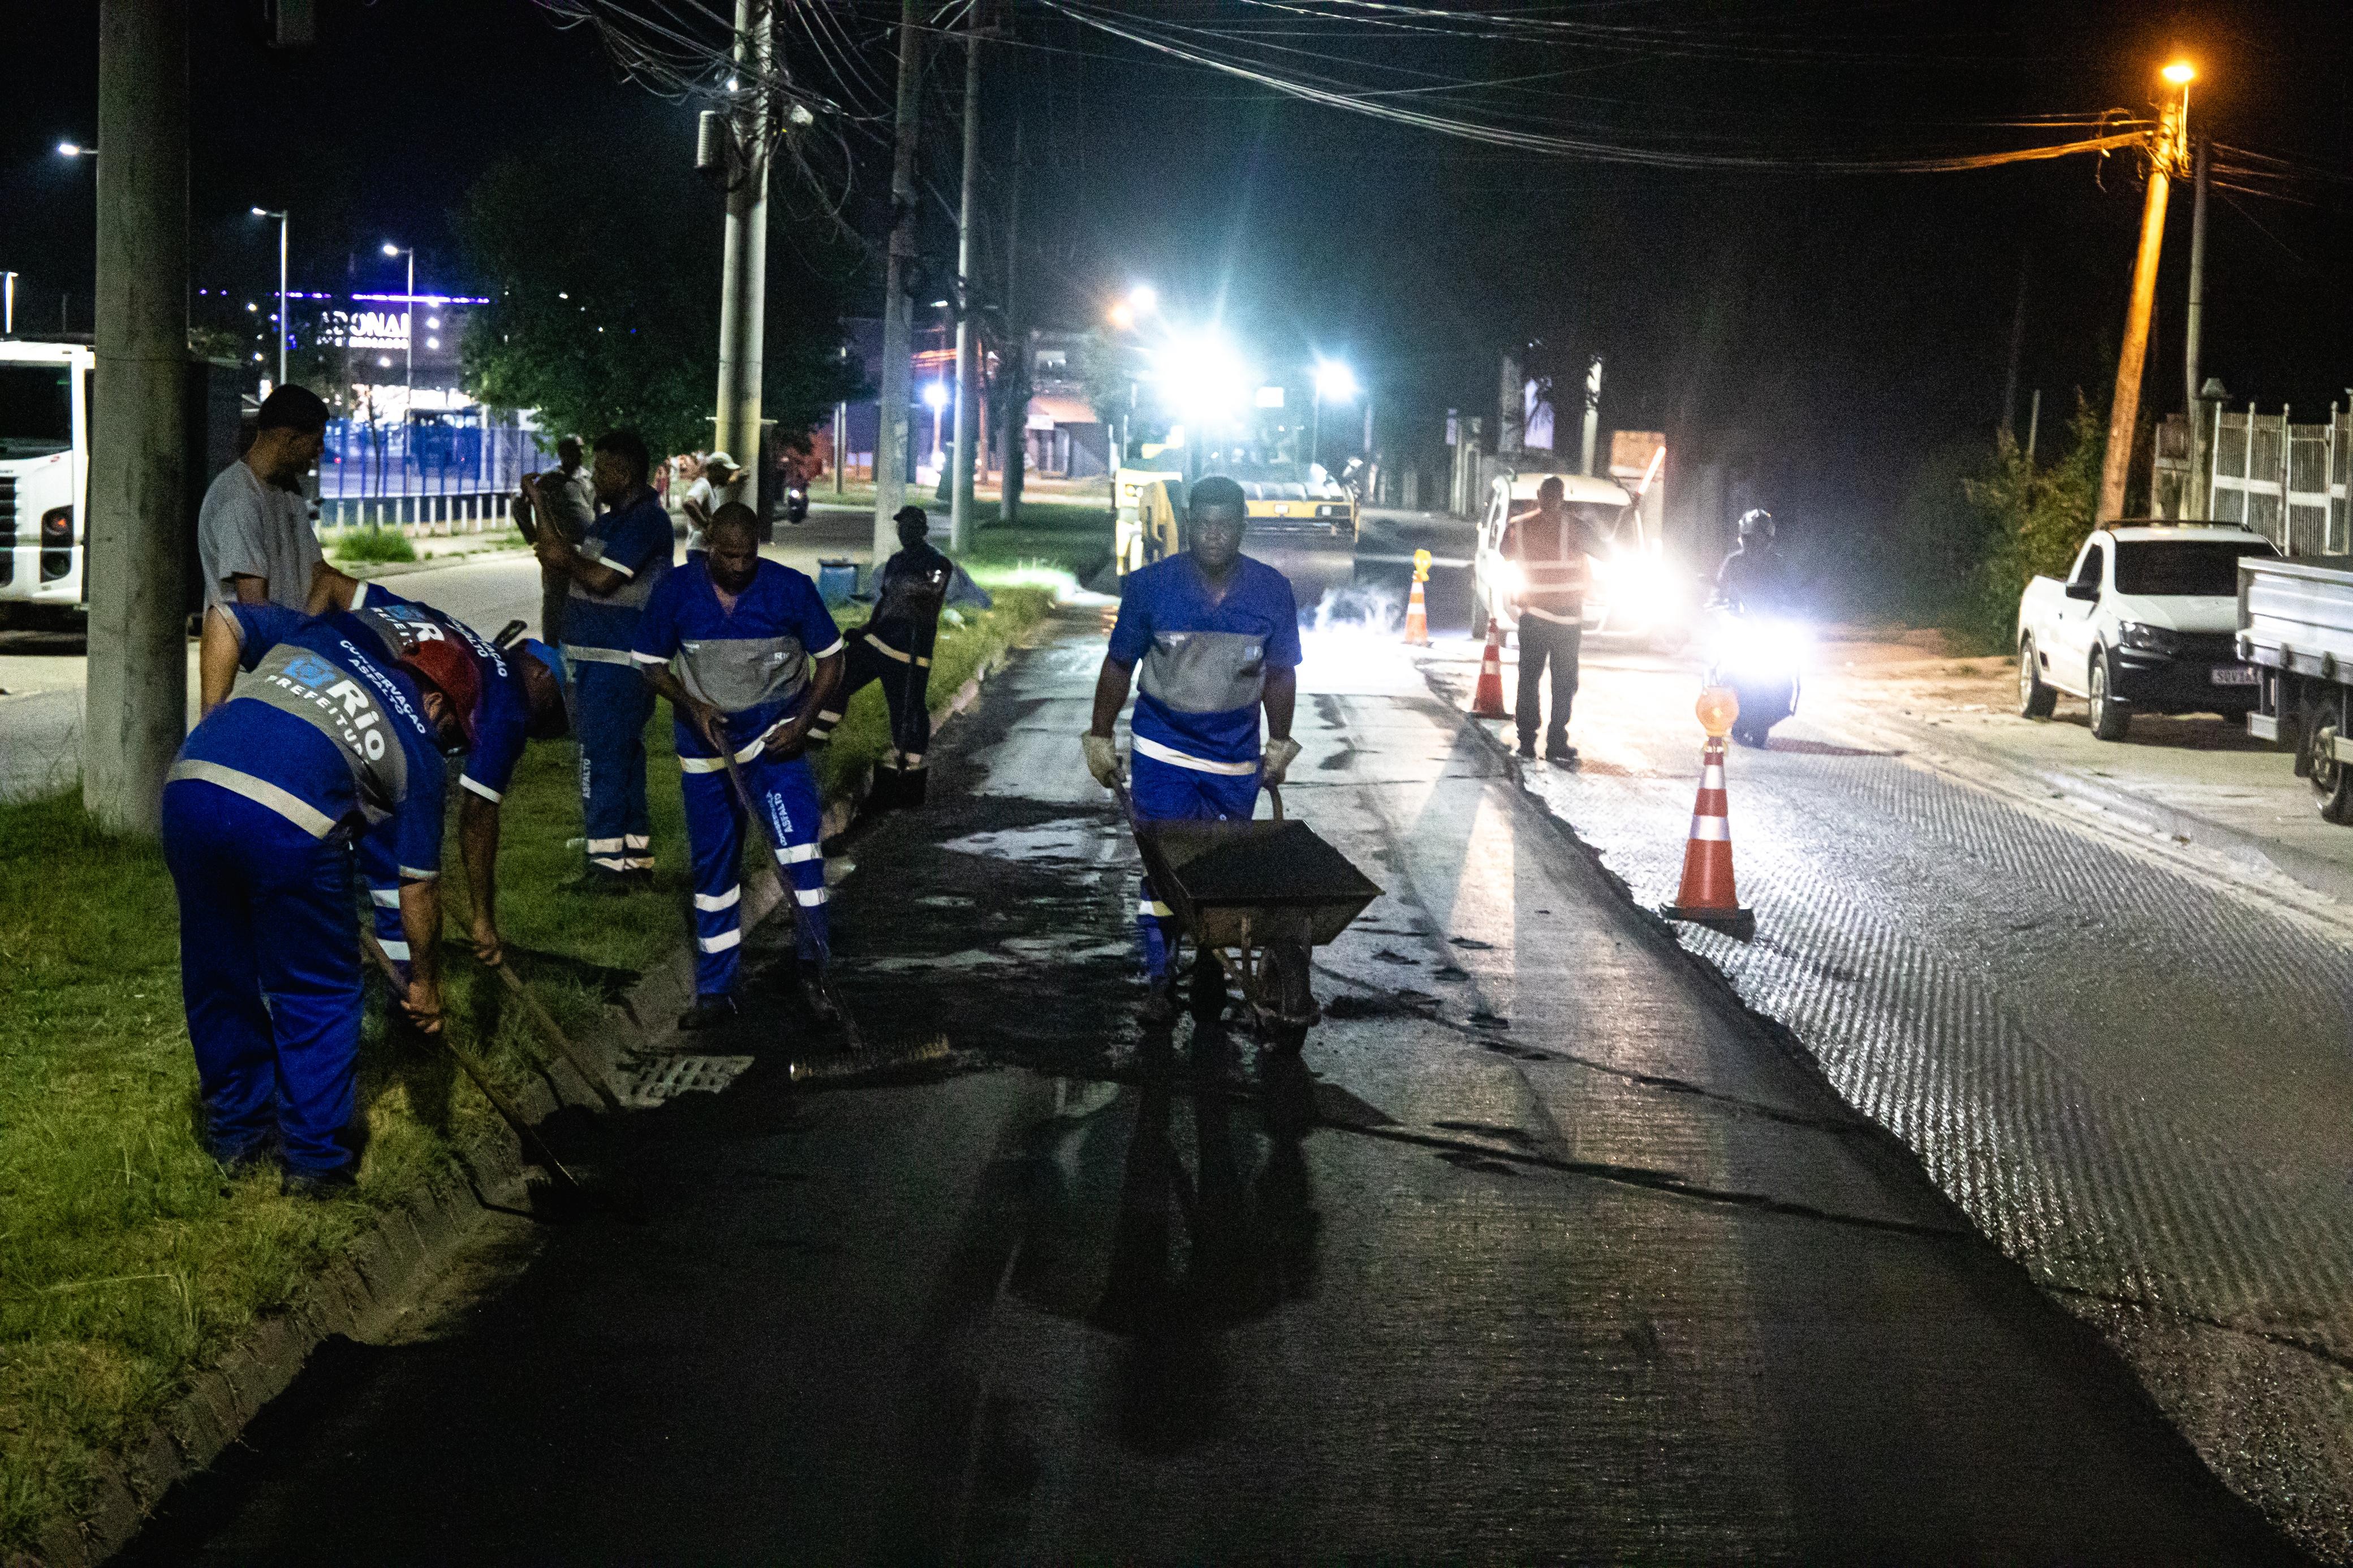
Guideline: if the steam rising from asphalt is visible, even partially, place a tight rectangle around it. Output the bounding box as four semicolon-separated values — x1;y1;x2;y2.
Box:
1308;583;1403;636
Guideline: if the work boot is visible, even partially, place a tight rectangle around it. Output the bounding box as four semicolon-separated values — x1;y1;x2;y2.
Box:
281;1165;358;1201
1545;741;1579;767
678;994;738;1031
1515;738;1537;761
799;974;843;1028
1139;974;1180;1027
569;868;632;898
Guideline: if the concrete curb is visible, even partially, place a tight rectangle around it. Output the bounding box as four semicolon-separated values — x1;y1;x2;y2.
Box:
24;620;1033;1568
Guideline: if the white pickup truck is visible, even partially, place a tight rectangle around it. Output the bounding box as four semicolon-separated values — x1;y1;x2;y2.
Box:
2014;521;2277;740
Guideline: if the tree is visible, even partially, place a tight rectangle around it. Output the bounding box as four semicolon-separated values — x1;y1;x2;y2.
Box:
1954;394;2106;649
456;140;861;461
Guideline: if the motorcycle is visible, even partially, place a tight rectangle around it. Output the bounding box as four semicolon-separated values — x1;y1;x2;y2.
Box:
1701;602;1807;748
785;480;809;524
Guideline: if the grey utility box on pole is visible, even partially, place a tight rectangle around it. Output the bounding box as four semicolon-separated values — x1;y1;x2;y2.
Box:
84;0;191;836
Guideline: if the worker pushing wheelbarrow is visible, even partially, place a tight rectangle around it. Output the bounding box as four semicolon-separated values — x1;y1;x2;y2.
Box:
1082;476;1381;1044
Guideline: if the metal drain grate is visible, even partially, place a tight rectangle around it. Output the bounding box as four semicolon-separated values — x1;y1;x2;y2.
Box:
619;1053;756;1107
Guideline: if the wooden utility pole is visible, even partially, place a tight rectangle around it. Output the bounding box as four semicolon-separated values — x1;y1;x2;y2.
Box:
2098;64;2194;521
872;0;921;558
84;0;189;835
947;0;983;551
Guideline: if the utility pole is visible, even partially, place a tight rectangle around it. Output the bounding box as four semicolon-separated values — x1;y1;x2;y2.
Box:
2;271;15;335
948;0;984;551
873;0;921;559
2000;247;2028;443
2183;135;2210;517
1497;348;1523;457
713;0;773;503
2098;61;2195;522
999;120;1027;528
84;0;189;835
1579;354;1604;476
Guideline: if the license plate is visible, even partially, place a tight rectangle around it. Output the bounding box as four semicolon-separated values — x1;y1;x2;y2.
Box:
2212;666;2258;686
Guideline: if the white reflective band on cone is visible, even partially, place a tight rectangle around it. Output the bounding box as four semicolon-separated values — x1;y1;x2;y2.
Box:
694;886;743;912
697;928;742;953
1701;765;1725;788
1690;816;1731;841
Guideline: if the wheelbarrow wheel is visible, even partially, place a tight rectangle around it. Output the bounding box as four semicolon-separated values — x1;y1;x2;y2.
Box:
1258;941;1317;1055
1189;950;1228;1022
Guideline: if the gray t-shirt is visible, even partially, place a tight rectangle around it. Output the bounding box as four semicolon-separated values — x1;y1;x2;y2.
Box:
197;459;321;611
540;466;596;544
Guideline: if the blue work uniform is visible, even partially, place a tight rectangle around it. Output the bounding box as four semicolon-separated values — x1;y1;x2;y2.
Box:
563;488;673;877
632;556;845;1000
807;541;992;773
1108;554;1302;978
163;603;449;1175
343;583;535;977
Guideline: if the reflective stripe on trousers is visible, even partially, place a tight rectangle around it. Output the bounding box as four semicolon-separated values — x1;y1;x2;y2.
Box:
575;658;655;874
680;749;828;999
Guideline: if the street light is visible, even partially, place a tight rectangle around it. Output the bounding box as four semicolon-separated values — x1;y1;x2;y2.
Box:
56;141;95;159
252;208;288;387
923;379;950;468
1128;284;1157;316
2162;60;2196;85
2;272;15;337
383;242;415;493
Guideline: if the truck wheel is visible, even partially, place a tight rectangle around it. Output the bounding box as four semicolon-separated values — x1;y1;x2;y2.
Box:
2016;637;2057;719
2088;652;2130;741
1469;593;1489;641
2308;722;2353;824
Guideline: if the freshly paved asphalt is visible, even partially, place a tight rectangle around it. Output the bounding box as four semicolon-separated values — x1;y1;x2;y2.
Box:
117;603;2304;1563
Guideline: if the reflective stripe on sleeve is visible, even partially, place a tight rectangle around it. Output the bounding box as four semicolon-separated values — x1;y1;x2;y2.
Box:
813;637;845;659
594;556;634;578
1131;734;1259;776
629;650;667;665
351;582;373;610
563;644;637;666
1138;899;1174;918
378;938;411;960
399;867;439;882
459;775;503;804
369;887;402;908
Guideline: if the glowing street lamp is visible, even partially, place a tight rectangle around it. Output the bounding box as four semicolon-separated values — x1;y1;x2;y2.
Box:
1128;284;1158;316
2162;60;2196;85
1311;359;1358;474
923;379;950;467
252;208;288;387
56;141;95;159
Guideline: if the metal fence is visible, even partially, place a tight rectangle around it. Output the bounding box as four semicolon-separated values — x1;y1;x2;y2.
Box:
2157;404;2352;555
316;416;559;532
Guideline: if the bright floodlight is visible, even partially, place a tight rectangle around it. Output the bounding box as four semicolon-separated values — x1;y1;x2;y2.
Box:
1128;284;1158;314
2162;61;2196;84
1108;302;1135;330
1160;330;1248;424
923;380;950;411
382;241;402;256
1315;360;1359;402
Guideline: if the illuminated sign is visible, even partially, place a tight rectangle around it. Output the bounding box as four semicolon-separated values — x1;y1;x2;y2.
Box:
321;310;411;351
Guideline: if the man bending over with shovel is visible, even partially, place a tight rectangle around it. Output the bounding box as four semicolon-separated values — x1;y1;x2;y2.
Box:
1083;475;1303;1024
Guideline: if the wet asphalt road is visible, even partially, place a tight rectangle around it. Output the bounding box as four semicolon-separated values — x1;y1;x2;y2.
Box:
120;604;2305;1564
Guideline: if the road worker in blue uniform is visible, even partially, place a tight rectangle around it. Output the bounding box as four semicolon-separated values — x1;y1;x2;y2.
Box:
526;428;673;892
300;569;571;979
1083;475;1304;1023
632;503;848;1031
805;503;991;798
166;597;476;1196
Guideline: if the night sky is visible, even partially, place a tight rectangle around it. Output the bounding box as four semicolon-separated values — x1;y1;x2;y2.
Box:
7;1;2351;569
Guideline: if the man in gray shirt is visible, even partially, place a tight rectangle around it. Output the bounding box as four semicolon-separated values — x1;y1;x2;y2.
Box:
198;385;329;610
530;435;597;643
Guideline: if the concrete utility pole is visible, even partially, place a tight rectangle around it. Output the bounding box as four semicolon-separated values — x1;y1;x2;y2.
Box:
948;0;983;551
999;120;1027;528
713;0;773;497
873;0;921;559
2183;136;2210;517
2000;248;2028;443
2098;62;2195;522
1497;349;1523;457
84;0;189;835
1579;354;1604;476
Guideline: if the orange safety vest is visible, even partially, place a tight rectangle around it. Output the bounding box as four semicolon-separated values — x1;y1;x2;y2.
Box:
1506;508;1589;623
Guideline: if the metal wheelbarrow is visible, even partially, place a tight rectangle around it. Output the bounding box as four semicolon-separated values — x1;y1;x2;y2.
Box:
1113;779;1382;1051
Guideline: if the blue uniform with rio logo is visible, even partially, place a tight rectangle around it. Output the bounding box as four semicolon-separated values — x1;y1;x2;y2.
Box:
163;603;448;1177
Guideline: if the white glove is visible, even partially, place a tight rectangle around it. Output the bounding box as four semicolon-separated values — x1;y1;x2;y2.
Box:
1083;732;1123;788
1261;736;1303;787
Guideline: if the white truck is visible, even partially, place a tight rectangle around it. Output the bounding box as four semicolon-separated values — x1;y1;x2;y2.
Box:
2014;521;2277;740
2236;556;2353;822
0;338;246;625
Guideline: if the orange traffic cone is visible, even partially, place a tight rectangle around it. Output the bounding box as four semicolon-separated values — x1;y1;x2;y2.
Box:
1402;577;1429;646
1469;621;1508;718
1662;686;1756;940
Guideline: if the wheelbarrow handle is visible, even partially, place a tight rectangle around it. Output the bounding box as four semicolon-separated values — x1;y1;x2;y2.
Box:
1266;782;1283;821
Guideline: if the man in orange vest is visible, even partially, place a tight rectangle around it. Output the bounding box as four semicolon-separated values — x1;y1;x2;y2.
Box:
1503;474;1591;765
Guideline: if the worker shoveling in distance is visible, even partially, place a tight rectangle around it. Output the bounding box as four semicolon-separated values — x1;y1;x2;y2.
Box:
1083;474;1305;1024
162;585;555;1196
630;502;848;1033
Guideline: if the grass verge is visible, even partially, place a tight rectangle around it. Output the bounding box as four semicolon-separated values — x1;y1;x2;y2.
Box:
322;526;419;565
0;579;1060;1556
